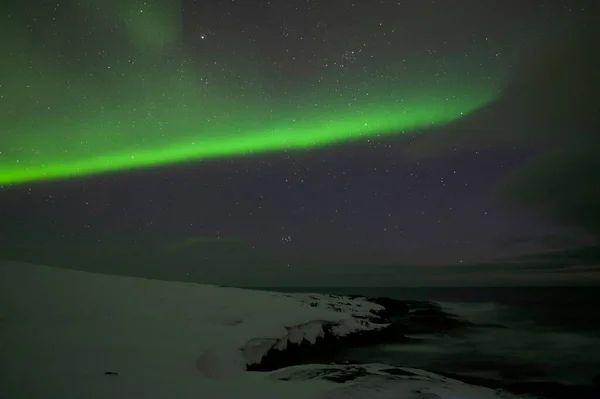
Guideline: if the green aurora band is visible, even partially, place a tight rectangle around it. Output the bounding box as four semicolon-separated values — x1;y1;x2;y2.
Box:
1;1;504;185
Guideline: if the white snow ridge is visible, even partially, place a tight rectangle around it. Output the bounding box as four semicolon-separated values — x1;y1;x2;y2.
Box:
0;261;530;398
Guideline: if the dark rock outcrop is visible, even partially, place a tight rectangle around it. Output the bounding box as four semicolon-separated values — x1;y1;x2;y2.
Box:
269;364;429;384
248;296;474;372
276;365;373;383
364;296;410;319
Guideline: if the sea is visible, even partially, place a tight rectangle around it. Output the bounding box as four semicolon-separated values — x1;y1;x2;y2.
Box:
262;286;600;387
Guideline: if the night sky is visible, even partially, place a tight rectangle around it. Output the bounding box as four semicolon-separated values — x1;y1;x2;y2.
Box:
1;0;599;286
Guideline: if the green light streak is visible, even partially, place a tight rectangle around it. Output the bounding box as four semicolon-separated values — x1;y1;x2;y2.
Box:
2;95;488;184
0;1;502;185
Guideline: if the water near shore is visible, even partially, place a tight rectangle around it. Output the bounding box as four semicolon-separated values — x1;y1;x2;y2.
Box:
262;286;600;386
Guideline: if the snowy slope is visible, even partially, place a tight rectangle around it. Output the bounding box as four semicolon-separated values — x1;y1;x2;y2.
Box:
0;261;529;398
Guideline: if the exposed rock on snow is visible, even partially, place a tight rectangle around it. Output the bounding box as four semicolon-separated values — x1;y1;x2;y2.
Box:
247;295;476;372
236;294;388;368
269;363;531;399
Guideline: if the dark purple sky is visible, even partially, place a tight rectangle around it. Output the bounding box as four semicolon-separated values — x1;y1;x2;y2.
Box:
1;143;586;265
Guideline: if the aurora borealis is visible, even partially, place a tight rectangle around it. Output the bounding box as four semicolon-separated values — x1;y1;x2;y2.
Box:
2;0;597;285
1;0;501;185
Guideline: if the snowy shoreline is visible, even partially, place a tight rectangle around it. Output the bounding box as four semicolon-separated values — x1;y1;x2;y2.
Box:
1;261;596;398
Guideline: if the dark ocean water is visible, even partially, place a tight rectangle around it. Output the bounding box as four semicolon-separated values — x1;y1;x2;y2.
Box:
262;286;600;386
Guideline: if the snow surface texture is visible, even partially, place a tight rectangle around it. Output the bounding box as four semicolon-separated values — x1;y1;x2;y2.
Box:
271;364;535;399
0;261;529;398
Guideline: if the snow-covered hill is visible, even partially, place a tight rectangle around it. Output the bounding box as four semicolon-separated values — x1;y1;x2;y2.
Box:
0;261;528;398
